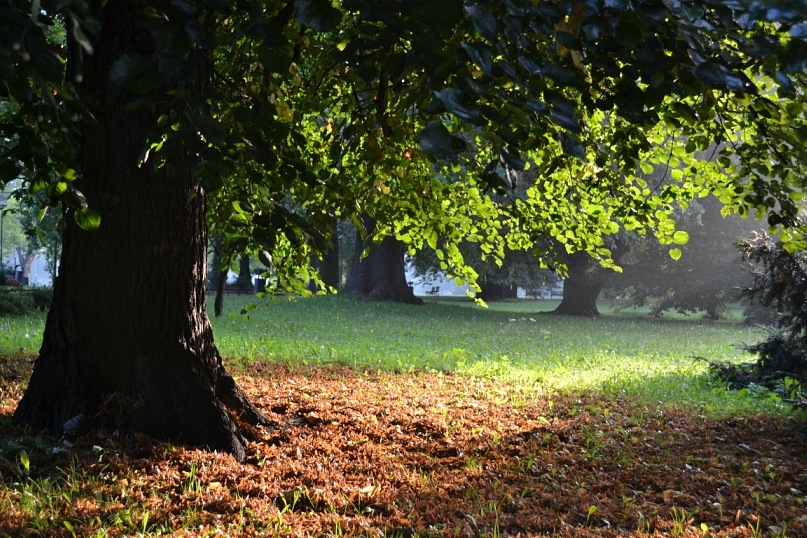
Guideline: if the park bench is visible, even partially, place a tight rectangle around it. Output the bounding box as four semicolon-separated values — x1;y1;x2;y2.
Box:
425;286;440;296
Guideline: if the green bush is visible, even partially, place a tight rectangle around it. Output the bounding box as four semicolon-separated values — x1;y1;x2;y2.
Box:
711;235;807;408
0;290;36;317
28;287;53;310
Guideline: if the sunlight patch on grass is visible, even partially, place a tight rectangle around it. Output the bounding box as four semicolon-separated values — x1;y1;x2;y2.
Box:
1;294;788;416
208;295;783;416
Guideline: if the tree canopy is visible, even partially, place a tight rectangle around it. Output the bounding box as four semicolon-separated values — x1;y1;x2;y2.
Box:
3;0;806;291
1;0;806;455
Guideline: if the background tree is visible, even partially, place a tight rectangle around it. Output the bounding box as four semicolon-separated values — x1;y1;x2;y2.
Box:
608;196;763;319
345;216;422;304
409;242;557;301
711;235;807;400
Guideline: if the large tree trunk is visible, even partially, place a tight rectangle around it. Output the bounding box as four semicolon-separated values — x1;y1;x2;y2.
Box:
345;216;421;304
552;251;603;316
478;278;517;302
13;2;267;461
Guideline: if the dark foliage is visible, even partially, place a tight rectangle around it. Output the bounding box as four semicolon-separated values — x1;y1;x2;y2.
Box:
27;288;53;311
0;290;35;317
709;235;807;406
741;234;807;340
0;288;51;316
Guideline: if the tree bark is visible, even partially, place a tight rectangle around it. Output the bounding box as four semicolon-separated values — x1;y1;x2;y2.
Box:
14;247;36;285
552;251;603;316
13;2;268;461
344;216;422;304
235;255;252;291
478;278;517;302
319;217;342;289
214;267;227;318
308;218;341;292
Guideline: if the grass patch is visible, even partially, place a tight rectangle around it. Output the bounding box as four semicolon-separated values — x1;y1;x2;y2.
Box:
0;312;45;355
213;295;778;416
0;294;789;416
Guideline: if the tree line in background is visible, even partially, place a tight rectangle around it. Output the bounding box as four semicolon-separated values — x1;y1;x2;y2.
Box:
1;0;805;457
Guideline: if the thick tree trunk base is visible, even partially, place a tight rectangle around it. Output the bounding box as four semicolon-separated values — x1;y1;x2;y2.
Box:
549;252;605;317
550;281;602;317
478;282;518;302
14;342;272;462
551;300;601;317
345;217;422;305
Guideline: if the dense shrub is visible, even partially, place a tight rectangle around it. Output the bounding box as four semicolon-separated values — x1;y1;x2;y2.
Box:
0;290;36;317
710;234;807;407
0;287;52;316
743;303;779;327
28;287;53;310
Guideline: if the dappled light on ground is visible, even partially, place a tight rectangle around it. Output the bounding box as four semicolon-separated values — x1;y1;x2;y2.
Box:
1;358;805;536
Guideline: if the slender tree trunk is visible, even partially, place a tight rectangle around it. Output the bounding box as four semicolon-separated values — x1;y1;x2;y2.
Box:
214;267;227;318
13;2;267;461
235;255;252;291
14;247;36;285
319;217;342;289
345;216;422;304
552;251;603;316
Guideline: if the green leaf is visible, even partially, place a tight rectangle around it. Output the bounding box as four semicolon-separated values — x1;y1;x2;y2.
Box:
46;181;69;201
542;62;584;87
258;250;274;268
669;248;682;260
294;0;342;32
694;61;756;93
74;208;101;231
0;160;20;183
460;42;493;75
19;450;29;473
63;187;88;210
466;6;497;40
434;88;483;125
258;39;294;74
672;230;689;244
550;98;581;133
559;132;586;159
108;54;165;93
412;0;463;31
419;122;454;160
616;13;647;49
69;14;93;54
193;116;227;146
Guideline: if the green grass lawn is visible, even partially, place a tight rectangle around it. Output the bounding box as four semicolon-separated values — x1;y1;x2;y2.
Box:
0;294;788;416
212;294;781;416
